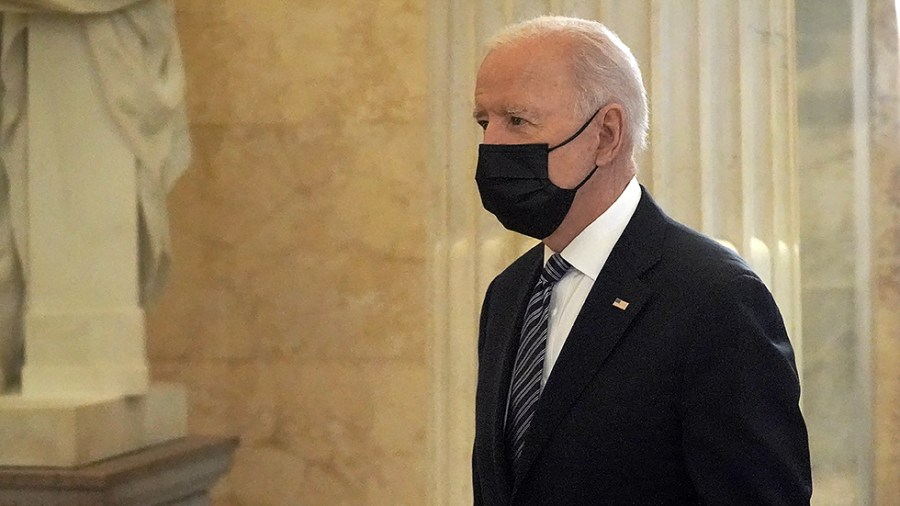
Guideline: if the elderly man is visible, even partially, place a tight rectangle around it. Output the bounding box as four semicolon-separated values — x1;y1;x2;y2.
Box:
471;16;811;505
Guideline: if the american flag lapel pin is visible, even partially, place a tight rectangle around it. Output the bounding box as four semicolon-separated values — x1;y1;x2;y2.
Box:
612;298;629;310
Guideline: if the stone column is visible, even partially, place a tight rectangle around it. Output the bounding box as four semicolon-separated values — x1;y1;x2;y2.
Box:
22;15;148;398
866;0;900;502
427;1;802;504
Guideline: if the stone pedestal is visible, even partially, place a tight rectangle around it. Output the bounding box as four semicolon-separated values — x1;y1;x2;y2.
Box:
0;436;238;506
0;10;189;472
0;384;187;467
22;13;148;399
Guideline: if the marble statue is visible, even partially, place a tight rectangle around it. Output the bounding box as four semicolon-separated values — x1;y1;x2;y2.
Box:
0;0;190;390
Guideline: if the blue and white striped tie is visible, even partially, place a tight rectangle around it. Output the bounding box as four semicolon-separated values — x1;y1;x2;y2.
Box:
506;253;572;474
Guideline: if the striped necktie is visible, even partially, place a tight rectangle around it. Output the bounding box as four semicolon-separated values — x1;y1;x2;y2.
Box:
506;253;572;474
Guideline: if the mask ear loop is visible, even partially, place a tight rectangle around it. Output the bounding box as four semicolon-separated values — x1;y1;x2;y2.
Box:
572;165;599;190
548;106;604;152
549;106;604;190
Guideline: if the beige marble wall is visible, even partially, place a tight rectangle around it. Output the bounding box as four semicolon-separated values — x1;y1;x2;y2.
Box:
869;1;900;502
797;0;900;503
146;1;430;505
795;2;864;503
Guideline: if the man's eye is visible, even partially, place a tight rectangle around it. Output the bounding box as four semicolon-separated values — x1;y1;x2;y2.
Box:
510;116;526;126
477;120;488;130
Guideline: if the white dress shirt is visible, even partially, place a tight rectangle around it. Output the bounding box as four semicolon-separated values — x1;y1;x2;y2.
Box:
541;177;641;386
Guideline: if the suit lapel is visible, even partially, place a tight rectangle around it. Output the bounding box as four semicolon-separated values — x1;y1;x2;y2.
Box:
512;254;650;491
480;245;543;502
511;187;668;494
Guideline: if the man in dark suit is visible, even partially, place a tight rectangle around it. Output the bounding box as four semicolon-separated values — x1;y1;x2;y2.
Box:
471;16;812;505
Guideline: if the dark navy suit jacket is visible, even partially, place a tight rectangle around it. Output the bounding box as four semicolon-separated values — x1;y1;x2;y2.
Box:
472;188;812;505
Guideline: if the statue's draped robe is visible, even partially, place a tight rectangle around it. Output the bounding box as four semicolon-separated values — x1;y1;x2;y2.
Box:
0;0;190;386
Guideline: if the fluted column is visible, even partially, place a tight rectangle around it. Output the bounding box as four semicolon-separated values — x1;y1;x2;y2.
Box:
427;2;801;503
647;1;802;345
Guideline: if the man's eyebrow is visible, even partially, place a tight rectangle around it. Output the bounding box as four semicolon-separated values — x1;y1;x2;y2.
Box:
471;105;533;118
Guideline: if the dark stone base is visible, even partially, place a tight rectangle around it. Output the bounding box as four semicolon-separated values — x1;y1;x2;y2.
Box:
0;436;238;506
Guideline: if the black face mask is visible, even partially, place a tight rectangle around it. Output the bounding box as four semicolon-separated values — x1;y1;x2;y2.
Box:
475;108;601;239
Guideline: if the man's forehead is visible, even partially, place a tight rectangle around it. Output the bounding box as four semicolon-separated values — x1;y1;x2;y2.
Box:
473;68;542;113
481;40;562;75
474;42;574;113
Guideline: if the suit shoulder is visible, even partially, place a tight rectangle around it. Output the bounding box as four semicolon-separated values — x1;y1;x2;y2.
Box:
655;219;760;291
624;188;759;292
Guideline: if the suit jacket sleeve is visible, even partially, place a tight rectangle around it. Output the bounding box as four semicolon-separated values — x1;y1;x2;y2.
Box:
680;273;812;504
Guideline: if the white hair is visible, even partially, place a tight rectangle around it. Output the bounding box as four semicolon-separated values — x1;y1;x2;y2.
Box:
487;16;649;153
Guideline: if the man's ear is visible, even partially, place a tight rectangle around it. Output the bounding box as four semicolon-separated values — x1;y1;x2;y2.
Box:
593;104;626;167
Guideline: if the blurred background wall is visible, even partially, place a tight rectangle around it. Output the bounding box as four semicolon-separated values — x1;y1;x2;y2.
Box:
796;0;899;504
147;1;430;504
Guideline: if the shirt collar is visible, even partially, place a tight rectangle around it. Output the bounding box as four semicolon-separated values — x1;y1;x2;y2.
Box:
544;177;641;280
